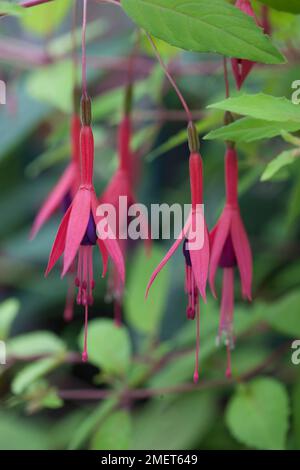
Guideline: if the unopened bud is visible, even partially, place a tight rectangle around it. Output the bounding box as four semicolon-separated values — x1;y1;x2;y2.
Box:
187;122;200;153
81;94;92;126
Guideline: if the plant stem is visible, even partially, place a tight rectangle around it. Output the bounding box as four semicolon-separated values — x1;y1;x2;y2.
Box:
81;0;88;97
146;33;193;124
21;0;54;7
58;342;290;402
223;57;230;99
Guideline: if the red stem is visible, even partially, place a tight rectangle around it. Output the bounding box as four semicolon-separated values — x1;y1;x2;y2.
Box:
21;0;54;7
146;33;193;124
82;0;88;97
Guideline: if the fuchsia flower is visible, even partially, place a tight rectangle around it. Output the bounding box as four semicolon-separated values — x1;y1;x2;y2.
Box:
46;96;125;361
101;113;150;325
30;113;81;240
146;124;210;383
209;146;252;377
231;0;259;89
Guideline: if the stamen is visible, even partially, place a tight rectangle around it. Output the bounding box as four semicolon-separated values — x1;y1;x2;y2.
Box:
82;303;89;362
114;300;122;328
226;339;232;379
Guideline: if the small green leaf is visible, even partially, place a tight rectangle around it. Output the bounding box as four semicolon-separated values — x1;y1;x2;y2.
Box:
259;0;300;14
0;298;19;340
79;319;131;376
7;331;65;358
208;93;300;123
0;412;48;450
261;149;300;181
90;410;132;450
132;391;217;450
226;378;289;450
26;60;73;113
204;117;300;143
68;398;118;450
0;1;24;16
266;291;300;336
125;245;169;335
12;356;63;395
41;388;64;410
121;0;284;63
292;381;300;448
20;0;72;37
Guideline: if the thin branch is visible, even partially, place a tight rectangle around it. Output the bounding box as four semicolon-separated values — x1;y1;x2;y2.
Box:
146;33;193;124
58;342;290;402
21;0;54;6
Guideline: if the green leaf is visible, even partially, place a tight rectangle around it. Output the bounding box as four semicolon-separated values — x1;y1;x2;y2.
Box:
132;391;217;450
0;412;48;450
121;0;284;64
12;356;63;395
292;381;300;449
208;93;300;123
90;410;132;450
68;398;118;450
0;298;19;340
266;291;300;336
7;331;65;358
79;319;131;376
20;0;72;36
261;149;300;181
204;117;300;143
0;1;24;16
259;0;300;14
226;378;289;450
47;19;107;57
125;245;169;335
26;60;73;114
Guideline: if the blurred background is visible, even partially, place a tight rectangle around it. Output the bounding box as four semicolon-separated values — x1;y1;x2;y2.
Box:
0;0;300;450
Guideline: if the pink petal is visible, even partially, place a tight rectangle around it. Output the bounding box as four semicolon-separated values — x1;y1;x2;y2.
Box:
219;268;234;340
230;210;253;300
30;163;75;240
92;193;125;284
45;205;72;276
189;220;210;301
209;207;231;298
98;239;109;278
62;189;91;277
146;213;192;298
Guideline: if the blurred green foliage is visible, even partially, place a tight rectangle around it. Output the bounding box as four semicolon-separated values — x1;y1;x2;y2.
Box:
0;0;300;451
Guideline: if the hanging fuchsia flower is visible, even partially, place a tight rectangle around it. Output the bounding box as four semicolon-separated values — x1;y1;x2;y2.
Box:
209;146;252;378
46;96;125;361
30;113;81;240
231;0;258;89
101;112;150;325
146;124;210;383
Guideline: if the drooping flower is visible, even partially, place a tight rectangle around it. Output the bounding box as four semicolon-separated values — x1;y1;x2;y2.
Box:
209;145;252;378
231;0;259;89
146;123;210;383
46;95;125;361
101;112;150;325
30;112;81;240
30;108;81;322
